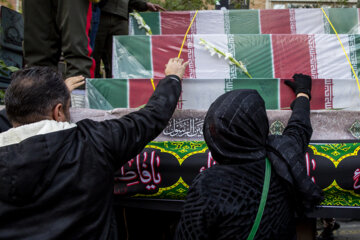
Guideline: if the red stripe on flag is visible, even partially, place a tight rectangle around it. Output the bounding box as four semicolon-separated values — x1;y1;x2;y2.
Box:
260;9;291;34
129;79;161;108
280;78;325;110
272;35;312;79
152;35;190;79
86;2;95;78
161;11;191;35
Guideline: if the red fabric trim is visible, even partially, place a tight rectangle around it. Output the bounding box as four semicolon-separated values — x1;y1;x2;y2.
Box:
86;2;95;78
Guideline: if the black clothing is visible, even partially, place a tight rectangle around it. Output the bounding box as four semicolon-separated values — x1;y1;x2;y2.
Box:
94;0;147;78
203;90;271;164
23;0;95;78
266;97;323;212
101;0;147;19
0;109;11;132
175;162;296;240
203;90;323;212
175;90;323;240
0;75;181;240
94;12;129;78
285;74;312;101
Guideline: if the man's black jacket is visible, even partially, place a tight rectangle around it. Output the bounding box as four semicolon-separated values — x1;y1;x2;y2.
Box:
0;75;181;240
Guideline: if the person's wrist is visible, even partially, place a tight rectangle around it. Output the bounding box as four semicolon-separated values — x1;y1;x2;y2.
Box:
165;72;180;77
166;74;181;81
296;92;309;99
165;71;182;78
295;87;311;100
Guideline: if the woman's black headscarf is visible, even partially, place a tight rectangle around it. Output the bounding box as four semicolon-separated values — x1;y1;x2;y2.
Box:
203;89;323;212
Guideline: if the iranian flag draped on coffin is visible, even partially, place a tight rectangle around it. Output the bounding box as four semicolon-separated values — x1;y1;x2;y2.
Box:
98;32;360;111
86;78;360;110
129;9;360;36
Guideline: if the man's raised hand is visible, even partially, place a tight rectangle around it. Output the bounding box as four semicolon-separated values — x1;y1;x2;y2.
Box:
165;58;189;80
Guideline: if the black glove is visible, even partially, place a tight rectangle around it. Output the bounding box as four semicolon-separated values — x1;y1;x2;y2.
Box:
284;74;312;100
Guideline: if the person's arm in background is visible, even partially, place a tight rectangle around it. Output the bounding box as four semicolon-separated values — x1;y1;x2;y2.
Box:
83;58;188;169
283;74;312;152
128;0;165;12
65;75;85;92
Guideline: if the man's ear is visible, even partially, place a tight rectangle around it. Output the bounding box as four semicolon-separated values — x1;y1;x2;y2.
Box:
52;103;67;122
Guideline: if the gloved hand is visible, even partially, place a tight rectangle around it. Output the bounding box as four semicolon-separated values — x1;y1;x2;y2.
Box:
285;74;312;100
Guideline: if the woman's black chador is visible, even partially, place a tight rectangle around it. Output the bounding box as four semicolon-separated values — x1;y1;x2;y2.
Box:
175;90;323;240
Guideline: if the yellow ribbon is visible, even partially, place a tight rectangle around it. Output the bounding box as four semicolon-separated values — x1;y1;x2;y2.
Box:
178;10;199;58
150;78;156;90
150;10;199;91
321;8;360;97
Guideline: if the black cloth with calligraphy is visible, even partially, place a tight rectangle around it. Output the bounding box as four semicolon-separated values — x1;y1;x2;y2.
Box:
175;90;323;240
0;75;181;240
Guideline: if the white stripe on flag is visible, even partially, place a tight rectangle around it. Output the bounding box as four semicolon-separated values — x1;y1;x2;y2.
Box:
194;35;230;79
182;79;225;109
128;17;134;35
358;9;360;34
333;79;360;109
315;34;352;79
295;9;325;34
112;39;120;78
196;10;225;34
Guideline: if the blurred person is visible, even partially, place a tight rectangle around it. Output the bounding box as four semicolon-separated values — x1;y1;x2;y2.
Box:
93;0;165;78
23;0;96;78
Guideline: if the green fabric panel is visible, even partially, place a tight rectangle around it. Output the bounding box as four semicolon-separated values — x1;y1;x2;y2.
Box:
87;79;114;110
328;8;358;34
354;34;360;78
113;35;152;79
229;10;260;34
132;12;160;35
87;78;128;109
232;78;278;109
232;35;273;79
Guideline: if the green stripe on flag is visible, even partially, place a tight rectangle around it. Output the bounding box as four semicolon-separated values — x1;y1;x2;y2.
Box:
354;35;360;79
113;36;152;79
231;35;273;79
131;12;161;35
328;8;358;34
232;78;279;109
229;10;260;34
87;79;128;109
